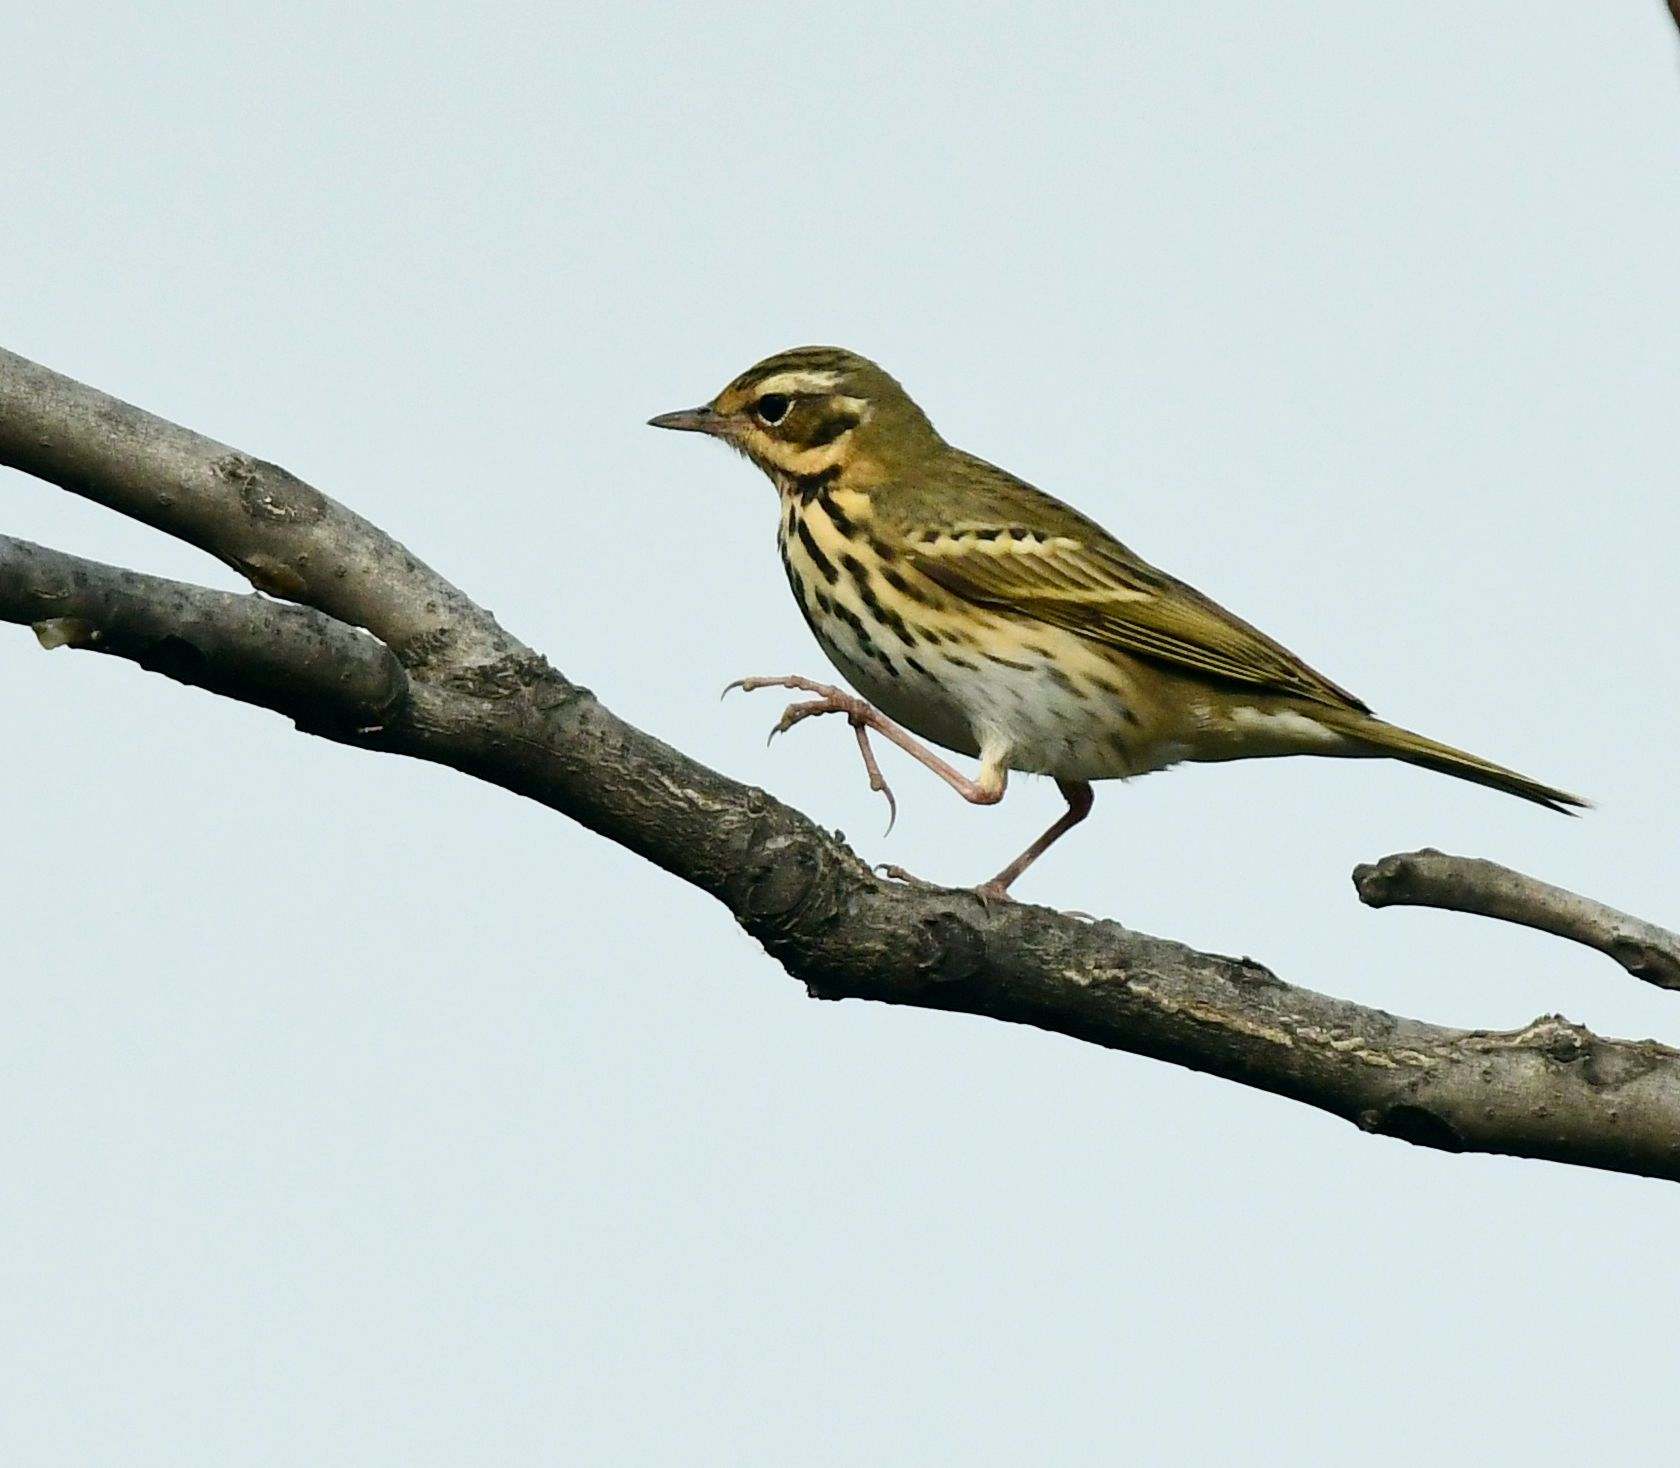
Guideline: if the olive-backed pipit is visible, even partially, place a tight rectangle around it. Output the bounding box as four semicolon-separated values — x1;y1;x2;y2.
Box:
651;346;1584;898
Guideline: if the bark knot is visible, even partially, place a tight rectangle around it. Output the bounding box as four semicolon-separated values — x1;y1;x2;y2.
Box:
215;453;326;525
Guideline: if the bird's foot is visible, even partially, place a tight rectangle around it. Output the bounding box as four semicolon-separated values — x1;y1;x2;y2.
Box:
725;675;898;831
878;863;1022;908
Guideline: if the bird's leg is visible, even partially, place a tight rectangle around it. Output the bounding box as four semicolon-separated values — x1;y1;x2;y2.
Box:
974;779;1095;902
724;676;1004;830
847;716;897;832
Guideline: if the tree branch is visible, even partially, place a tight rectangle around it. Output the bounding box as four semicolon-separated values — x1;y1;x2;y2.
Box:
0;346;522;678
4;345;1678;1184
1355;849;1680;993
0;535;407;732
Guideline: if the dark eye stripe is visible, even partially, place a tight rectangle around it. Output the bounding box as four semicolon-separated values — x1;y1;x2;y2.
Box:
803;411;861;448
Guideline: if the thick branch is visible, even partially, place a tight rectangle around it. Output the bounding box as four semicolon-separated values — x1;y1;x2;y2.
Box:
4;348;1678;1184
1355;849;1680;993
0;346;522;677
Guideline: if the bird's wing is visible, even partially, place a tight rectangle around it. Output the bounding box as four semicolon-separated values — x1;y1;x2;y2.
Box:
902;502;1370;712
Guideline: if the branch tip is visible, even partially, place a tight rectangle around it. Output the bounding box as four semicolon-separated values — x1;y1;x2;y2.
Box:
1356;848;1680;995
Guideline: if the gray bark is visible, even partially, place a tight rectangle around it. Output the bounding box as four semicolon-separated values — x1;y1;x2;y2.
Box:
1357;850;1680;993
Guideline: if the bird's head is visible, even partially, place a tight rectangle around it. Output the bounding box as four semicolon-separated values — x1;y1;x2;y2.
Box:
649;346;940;489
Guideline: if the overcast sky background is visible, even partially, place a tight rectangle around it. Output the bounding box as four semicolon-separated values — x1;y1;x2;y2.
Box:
4;3;1678;1463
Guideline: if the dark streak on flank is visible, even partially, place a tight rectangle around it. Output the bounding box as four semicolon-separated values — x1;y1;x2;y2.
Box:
905;656;931;678
814;587;834;615
780;552;824;643
828;599;870;645
829;598;898;676
982;650;1033;672
818;494;856;538
943;653;978;671
1044;665;1078;694
1089;675;1138;723
795;517;840;583
867;535;897;562
789;593;825;645
880;565;929;604
843;552;918;647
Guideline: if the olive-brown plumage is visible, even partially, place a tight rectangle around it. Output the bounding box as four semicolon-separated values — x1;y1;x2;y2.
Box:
651;346;1584;897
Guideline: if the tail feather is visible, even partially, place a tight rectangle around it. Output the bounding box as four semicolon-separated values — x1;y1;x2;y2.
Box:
1313;709;1588;814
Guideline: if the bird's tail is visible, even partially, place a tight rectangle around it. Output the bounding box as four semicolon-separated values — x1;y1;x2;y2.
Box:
1312;708;1588;814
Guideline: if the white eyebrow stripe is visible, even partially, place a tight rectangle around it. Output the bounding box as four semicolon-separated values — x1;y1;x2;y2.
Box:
751;370;844;396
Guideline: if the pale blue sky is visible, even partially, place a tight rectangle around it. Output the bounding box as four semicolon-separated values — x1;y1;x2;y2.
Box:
4;3;1678;1463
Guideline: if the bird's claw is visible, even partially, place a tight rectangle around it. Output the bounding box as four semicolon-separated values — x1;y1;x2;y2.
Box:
722;675;783;701
729;674;897;832
763;697;834;745
870;769;898;835
876;863;936;889
773;699;833;735
723;673;845;701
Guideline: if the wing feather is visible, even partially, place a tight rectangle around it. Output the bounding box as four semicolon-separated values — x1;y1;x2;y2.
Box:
905;515;1369;712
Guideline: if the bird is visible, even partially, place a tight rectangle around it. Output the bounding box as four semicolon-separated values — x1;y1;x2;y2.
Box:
650;346;1585;899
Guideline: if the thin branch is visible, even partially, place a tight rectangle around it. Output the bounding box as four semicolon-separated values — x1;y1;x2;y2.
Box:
0;535;407;731
4;346;1678;1184
1355;849;1680;993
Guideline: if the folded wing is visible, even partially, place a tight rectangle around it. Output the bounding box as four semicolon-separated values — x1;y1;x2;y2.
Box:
903;494;1370;713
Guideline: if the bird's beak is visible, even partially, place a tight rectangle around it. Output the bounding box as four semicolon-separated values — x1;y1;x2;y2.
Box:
648;405;728;436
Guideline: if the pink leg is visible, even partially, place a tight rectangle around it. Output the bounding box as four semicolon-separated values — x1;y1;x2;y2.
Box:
974;779;1095;901
725;676;1006;829
728;675;1085;899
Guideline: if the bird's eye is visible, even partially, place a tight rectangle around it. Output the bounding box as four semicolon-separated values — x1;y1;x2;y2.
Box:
753;393;791;426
